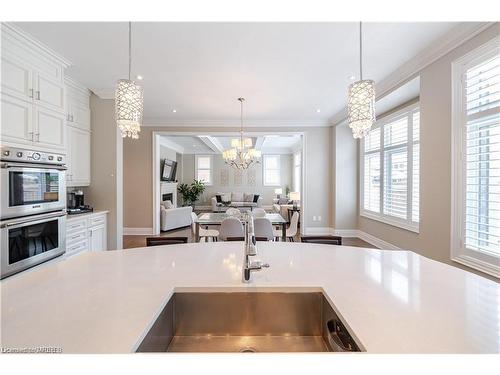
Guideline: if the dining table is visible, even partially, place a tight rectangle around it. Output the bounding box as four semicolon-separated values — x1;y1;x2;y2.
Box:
194;212;288;242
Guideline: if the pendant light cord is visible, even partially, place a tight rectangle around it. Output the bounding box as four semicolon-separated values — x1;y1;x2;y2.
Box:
128;21;132;80
359;22;363;80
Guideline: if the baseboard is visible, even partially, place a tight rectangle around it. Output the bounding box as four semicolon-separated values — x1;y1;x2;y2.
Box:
123;227;153;235
357;230;400;250
332;229;359;237
303;227;335;235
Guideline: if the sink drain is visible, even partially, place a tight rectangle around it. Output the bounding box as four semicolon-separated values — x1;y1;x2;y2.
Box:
239;346;257;353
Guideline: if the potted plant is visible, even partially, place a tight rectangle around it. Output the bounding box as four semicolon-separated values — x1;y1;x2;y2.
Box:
177;179;206;208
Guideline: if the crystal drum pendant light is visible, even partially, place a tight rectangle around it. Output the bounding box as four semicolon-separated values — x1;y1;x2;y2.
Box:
222;98;261;170
115;22;143;139
347;22;375;139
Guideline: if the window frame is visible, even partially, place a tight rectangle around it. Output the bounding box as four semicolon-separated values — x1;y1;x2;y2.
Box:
263;154;281;187
360;102;420;233
451;36;500;278
293;151;302;193
195;154;213;186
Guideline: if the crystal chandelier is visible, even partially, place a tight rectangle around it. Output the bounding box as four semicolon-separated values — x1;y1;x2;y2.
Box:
115;22;143;139
222;98;261;169
347;22;375;139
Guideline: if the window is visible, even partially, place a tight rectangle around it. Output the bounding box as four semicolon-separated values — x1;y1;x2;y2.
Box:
195;155;212;185
293;152;301;193
452;37;500;278
263;155;281;186
360;102;420;232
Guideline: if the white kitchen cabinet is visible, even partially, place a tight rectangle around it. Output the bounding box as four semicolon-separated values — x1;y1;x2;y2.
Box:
34;105;66;150
1;24;69;153
65;212;108;257
1;93;34;145
1;54;33;101
67;126;91;186
34;71;65;112
89;224;107;251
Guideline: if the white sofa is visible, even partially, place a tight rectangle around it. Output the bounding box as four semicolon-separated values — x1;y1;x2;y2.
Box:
211;192;263;212
160;203;193;231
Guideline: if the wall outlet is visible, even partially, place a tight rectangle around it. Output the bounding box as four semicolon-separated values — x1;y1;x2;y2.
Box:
318;216;322;222
312;216;317;221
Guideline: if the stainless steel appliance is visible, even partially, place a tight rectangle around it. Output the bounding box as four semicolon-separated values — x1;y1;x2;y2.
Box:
1;146;67;278
1;147;66;219
1;211;66;279
67;190;93;214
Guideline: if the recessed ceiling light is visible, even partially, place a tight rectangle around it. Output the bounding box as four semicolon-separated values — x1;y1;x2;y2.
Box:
316;109;321;113
172;109;177;113
349;75;356;81
136;75;143;80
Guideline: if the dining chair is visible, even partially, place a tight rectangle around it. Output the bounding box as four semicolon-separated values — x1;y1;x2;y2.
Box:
253;218;274;241
146;237;189;246
191;212;219;242
273;211;299;241
252;208;267;218
219;217;244;241
300;236;342;245
225;208;241;216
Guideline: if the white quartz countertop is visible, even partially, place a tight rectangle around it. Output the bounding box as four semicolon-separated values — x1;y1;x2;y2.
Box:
66;210;109;220
1;242;498;353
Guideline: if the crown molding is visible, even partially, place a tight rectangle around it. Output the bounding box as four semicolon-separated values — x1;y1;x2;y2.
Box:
329;22;495;126
143;118;330;128
64;75;91;96
1;22;72;67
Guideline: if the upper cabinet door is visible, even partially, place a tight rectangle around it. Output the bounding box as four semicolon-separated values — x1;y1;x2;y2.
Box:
33;106;66;150
68;126;91;186
68;99;91;131
1;54;33;101
34;72;65;113
1;94;34;145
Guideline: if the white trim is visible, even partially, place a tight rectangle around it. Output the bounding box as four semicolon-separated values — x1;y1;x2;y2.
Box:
450;35;500;279
333;229;358;237
159;137;185;154
143;119;329;128
330;22;494;126
152;130;307;236
123;227;153;235
357;231;401;251
359;102;420;234
195;154;213;186
304;227;335;235
2;22;72;67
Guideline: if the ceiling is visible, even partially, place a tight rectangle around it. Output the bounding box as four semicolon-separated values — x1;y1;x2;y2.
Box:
160;134;302;154
15;22;460;124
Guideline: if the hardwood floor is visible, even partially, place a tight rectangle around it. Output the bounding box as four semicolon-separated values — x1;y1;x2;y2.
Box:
123;226;374;249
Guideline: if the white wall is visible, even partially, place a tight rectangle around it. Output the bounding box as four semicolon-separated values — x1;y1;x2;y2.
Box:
179;153;293;206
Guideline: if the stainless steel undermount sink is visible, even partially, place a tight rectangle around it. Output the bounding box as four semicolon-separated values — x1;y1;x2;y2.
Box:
136;292;361;353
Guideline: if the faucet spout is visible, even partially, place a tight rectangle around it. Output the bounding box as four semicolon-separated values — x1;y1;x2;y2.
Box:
243;214;269;283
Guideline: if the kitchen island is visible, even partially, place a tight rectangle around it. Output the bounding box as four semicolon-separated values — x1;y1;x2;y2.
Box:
1;242;498;353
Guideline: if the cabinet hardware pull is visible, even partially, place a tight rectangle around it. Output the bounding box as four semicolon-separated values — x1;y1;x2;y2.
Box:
35;91;40;100
28;132;34;142
29;89;34;98
71;115;74;122
35;133;40;142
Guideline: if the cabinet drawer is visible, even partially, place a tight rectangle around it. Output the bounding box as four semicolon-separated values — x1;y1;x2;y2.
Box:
90;215;106;227
66;239;88;257
67;230;87;245
67;218;87;233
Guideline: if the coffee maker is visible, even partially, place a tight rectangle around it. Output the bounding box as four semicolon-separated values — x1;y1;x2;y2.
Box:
67;190;93;214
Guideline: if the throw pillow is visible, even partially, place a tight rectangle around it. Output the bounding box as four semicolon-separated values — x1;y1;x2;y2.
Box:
215;194;222;203
163;200;174;209
221;193;231;202
243;193;254;202
253;194;260;203
231;192;244;202
278;197;288;205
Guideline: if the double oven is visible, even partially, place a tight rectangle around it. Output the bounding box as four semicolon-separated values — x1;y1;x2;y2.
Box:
1;147;67;279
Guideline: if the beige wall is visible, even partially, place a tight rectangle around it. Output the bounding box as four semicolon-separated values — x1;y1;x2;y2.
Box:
86;94;123;250
123;126;332;230
358;24;500;279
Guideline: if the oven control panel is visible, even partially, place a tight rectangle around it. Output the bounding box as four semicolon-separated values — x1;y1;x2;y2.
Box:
1;147;65;165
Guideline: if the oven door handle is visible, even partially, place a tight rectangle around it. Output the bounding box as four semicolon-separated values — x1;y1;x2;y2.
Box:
1;162;67;171
1;211;66;228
